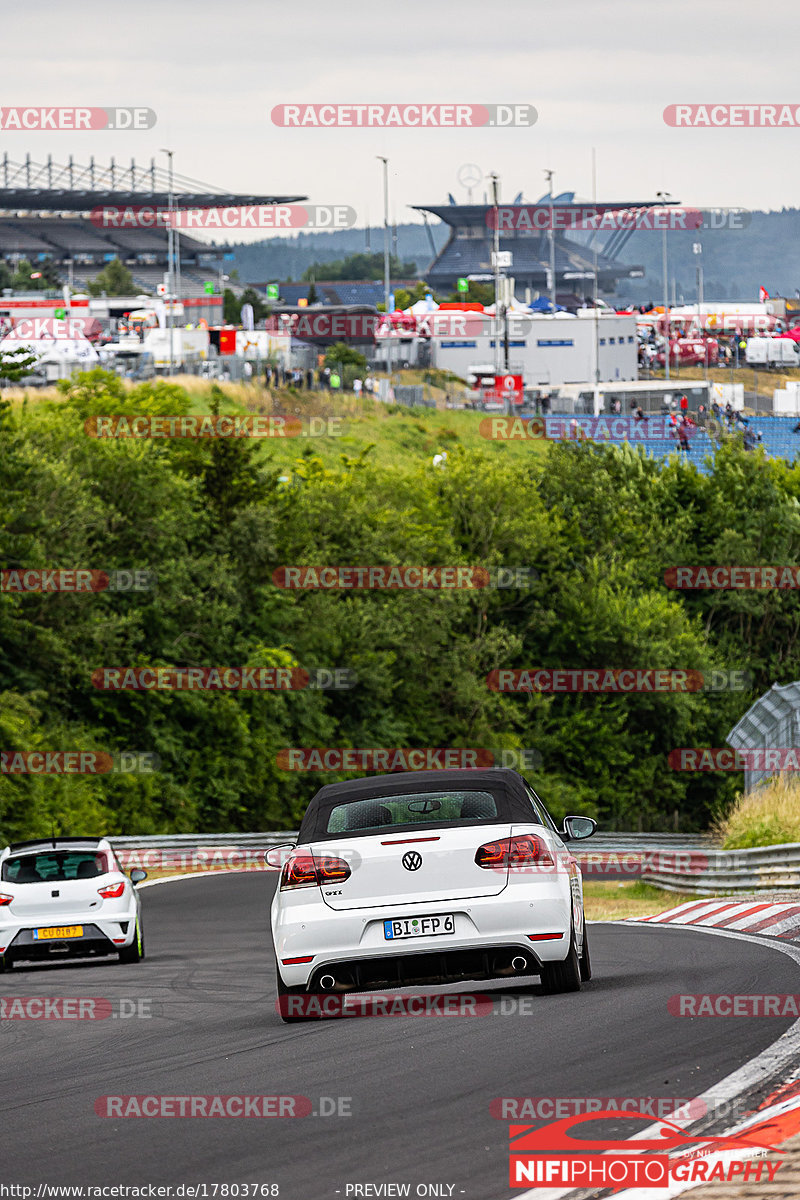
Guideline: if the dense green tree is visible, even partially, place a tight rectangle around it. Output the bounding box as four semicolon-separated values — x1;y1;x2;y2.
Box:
4;371;800;839
302;253;416;282
87;258;136;297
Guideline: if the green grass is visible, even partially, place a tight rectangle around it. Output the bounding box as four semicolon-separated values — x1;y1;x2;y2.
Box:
5;372;551;471
205;382;550;471
583;880;710;920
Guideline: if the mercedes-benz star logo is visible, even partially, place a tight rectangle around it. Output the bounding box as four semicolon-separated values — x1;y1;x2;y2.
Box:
401;851;423;871
457;163;483;190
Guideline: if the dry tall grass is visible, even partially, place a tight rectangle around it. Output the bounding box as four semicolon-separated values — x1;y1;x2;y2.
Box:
715;775;800;849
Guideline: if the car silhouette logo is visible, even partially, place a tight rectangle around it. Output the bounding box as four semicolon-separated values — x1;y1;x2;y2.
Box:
402;851;422;871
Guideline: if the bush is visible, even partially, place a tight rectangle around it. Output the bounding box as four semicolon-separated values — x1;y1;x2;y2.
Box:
715;776;800;848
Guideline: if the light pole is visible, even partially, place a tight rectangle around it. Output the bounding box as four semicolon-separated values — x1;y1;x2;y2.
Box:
656;190;671;380
544;168;556;314
693;241;704;328
490;172;502;380
377;156;391;382
161;148;175;376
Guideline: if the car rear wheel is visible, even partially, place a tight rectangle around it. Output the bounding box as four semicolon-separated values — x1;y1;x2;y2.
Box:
276;969;321;1024
579;922;592;982
539;925;581;994
118;921;144;964
0;953;11;973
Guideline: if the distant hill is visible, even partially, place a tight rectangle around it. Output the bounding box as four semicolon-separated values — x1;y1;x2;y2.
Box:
616;209;800;304
226;224;448;287
224;210;800;304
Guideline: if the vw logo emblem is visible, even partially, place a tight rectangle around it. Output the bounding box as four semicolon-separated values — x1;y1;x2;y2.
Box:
402;851;422;872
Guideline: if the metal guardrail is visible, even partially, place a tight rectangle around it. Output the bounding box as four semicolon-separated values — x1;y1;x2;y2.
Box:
111;833;296;848
108;830;718;876
110;831;800;894
642;842;800;894
110;832;296;870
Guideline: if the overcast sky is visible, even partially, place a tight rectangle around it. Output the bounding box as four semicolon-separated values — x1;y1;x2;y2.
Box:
2;0;799;242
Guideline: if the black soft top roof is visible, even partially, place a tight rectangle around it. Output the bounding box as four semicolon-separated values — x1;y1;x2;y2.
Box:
296;768;541;843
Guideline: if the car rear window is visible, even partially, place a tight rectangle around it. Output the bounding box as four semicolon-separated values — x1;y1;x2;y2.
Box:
325;789;507;834
1;850;111;883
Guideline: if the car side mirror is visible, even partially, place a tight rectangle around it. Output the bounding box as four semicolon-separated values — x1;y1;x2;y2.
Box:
130;868;148;884
561;815;597;842
265;844;296;869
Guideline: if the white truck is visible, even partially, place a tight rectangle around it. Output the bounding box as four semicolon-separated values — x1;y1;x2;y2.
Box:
746;337;800;366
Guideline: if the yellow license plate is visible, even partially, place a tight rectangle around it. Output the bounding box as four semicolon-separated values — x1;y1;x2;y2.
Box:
33;925;83;940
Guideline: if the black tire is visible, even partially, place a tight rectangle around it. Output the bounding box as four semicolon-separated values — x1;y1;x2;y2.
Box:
118;920;144;964
539;924;581;994
276;969;321;1024
579;921;592;982
0;953;10;973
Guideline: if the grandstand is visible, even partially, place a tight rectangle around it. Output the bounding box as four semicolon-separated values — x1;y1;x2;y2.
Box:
0;155;305;294
412;193;658;299
571;414;800;475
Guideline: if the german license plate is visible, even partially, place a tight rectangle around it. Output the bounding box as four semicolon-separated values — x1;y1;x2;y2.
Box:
383;914;455;940
33;926;83;940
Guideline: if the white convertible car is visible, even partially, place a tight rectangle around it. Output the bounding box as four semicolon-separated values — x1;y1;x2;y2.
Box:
0;837;147;970
269;768;596;1020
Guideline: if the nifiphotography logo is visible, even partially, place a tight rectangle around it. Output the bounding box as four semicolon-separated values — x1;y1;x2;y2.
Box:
508;1109;783;1188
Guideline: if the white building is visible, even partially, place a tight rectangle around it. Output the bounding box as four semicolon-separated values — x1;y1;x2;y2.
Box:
430;310;638;388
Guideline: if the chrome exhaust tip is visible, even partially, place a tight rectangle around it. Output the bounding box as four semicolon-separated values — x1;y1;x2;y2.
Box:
511;956;528;973
318;974;336;991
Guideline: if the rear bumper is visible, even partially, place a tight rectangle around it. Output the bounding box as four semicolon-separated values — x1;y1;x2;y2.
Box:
273;893;574;988
1;912;138;963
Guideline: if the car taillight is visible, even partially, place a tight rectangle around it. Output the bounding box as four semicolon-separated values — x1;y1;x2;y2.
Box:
280;854;351;890
98;881;126;898
317;855;351;884
475;835;555;871
0;894;12;906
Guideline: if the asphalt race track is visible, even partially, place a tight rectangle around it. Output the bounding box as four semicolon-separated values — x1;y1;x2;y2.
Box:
1;872;799;1199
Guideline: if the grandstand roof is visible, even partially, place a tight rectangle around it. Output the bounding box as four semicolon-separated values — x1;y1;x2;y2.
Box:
411;197;660;288
413;200;678;225
0;155;305;213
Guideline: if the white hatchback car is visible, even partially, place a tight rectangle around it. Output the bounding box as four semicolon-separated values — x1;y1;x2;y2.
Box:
269;768;596;1021
0;837;147;970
